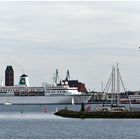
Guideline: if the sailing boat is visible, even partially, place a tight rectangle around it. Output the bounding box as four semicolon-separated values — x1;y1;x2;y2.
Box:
96;63;131;112
72;97;75;105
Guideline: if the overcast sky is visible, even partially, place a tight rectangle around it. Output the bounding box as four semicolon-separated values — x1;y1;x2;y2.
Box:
0;1;140;91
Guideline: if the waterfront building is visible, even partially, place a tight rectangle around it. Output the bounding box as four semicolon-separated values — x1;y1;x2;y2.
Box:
5;65;14;86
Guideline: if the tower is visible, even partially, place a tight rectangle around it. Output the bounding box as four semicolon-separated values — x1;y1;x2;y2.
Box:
5;65;14;86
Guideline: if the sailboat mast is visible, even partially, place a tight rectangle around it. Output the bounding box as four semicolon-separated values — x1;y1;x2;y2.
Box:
113;67;116;105
118;67;133;110
111;66;116;105
117;63;120;105
111;66;114;105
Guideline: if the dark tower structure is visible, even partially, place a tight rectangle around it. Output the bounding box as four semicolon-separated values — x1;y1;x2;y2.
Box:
5;65;14;86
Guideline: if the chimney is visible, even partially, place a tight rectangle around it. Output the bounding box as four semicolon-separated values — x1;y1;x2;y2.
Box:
19;74;29;87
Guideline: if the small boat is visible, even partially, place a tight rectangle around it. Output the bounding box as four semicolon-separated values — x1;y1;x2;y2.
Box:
4;102;12;105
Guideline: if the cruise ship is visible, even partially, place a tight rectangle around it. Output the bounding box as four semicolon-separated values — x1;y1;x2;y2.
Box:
0;68;91;105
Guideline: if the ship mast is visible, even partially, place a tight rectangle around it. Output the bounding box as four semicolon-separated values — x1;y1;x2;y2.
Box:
66;70;70;81
53;69;59;86
103;63;132;109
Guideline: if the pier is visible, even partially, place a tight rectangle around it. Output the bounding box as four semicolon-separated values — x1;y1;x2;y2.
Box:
55;109;140;119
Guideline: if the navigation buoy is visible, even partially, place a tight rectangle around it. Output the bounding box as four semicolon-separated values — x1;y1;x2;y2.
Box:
44;107;48;113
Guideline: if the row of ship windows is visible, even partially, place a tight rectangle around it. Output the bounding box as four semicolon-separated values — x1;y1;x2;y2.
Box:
0;90;67;93
45;91;67;93
0;89;43;92
50;94;65;96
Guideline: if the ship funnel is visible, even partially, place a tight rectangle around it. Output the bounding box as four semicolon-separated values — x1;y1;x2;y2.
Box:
19;74;29;87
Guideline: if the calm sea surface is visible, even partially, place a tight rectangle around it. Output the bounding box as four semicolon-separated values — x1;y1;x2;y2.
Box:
0;104;139;139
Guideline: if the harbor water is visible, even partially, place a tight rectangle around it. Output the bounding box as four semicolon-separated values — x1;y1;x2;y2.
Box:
0;104;140;139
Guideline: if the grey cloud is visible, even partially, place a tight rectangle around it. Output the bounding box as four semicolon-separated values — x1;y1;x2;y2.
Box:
0;1;140;90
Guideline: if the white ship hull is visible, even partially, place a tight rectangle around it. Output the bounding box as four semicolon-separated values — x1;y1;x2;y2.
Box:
0;95;91;105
